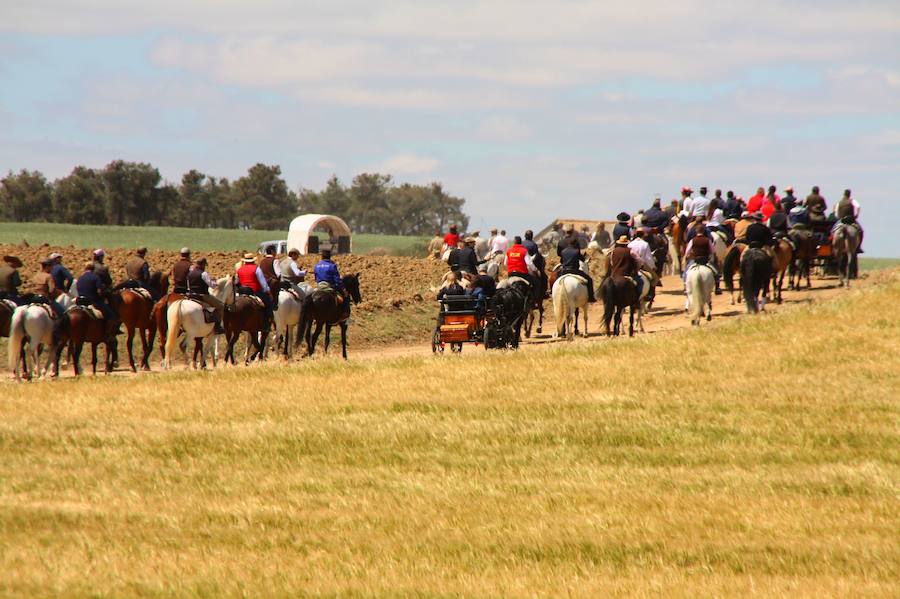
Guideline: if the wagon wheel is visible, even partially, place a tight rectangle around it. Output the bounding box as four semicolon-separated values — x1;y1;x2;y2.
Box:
431;327;443;354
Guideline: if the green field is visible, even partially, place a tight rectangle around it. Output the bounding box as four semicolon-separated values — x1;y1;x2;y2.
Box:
1;272;897;596
860;257;900;271
0;222;428;256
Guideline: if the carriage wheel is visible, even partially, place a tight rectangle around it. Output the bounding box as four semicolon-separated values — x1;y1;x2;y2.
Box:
431;327;443;354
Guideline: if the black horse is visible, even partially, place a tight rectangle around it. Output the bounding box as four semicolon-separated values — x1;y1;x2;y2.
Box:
600;276;639;337
299;274;362;359
740;247;772;313
488;280;530;349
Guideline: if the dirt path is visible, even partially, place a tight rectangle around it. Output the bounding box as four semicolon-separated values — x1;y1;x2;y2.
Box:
2;272;872;380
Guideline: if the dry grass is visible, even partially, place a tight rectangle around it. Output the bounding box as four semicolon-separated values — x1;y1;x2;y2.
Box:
1;273;899;597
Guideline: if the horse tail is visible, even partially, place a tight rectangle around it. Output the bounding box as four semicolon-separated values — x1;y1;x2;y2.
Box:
552;278;567;336
163;300;182;368
8;307;27;373
687;269;704;324
723;245;739;291
601;278;615;332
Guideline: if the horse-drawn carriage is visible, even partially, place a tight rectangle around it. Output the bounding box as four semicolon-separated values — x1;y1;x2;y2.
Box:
431;295;505;353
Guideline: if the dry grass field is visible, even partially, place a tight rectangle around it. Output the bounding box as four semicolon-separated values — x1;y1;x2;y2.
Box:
1;273;899;596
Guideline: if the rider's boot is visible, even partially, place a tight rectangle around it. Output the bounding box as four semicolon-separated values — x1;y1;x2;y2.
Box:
213;318;225;335
587;284;596;303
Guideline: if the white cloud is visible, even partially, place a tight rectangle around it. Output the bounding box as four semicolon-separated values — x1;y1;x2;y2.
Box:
370;153;439;175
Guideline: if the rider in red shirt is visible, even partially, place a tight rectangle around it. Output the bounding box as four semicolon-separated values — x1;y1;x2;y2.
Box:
443;224;460;249
506;236;538;292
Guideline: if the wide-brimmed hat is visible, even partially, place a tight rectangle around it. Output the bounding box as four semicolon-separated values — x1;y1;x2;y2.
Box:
681;186;693;194
180;247;191;255
3;255;23;268
615;235;630;245
288;248;300;257
785;186;794;192
93;248;105;258
616;211;630;222
464;236;476;243
48;252;62;260
242;253;256;263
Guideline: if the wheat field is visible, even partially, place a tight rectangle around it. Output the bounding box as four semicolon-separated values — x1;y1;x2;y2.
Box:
1;273;898;597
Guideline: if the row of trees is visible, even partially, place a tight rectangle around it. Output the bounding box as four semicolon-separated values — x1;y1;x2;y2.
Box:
0;161;469;235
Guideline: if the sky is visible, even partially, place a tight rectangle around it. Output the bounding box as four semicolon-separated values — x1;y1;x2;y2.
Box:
2;1;899;255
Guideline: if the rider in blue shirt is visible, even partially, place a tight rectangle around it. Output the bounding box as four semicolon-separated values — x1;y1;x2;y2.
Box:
314;249;345;292
50;253;74;293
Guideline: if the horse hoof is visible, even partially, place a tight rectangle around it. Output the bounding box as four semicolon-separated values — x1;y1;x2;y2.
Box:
536;327;542;334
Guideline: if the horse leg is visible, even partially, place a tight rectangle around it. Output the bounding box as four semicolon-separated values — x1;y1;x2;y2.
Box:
91;343;98;375
537;302;543;335
126;325;136;372
340;322;348;360
324;325;331;354
309;322;323;357
139;327;151;371
582;302;589;338
71;341;81;376
574;308;580;335
628;305;634;337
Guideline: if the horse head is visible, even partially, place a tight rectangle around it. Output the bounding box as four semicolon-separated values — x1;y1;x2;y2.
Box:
343;273;362;305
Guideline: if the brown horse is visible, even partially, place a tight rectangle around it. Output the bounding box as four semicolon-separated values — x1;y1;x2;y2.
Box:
116;272;168;371
770;238;793;304
788;230;816;290
300;274;362;359
222;276;279;365
669;220;686;276
57;303;119;376
722;243;747;305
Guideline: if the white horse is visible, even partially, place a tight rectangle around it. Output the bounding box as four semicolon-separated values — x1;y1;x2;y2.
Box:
485;251;505;280
685;264;715;326
8;304;58;381
633;272;652;333
552;274;589;341
271;283;310;358
832;223;860;288
161;277;228;370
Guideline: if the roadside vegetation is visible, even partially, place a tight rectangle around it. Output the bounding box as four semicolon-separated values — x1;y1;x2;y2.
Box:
1;271;897;596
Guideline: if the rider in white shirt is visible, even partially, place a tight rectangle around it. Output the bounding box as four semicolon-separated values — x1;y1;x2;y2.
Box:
690;186;712;218
490;230;509;255
627;229;659;289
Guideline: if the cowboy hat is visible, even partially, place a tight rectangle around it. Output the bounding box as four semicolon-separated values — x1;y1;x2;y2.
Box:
48;252;62;260
93;248;105;257
616;211;630;222
180;247;191;255
2;255;23;268
464;236;476;243
241;252;257;263
615;235;630;245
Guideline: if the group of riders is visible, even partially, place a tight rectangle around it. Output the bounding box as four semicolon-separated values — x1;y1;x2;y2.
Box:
431;183;864;317
0;243;354;349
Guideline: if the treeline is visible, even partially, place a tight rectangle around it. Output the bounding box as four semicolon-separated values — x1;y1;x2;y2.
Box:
0;161;469;235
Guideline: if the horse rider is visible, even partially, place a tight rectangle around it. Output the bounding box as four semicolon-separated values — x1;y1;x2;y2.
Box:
49;252;73;294
426;230;443;259
761;185;781;221
685;215;708;243
473;231;490;261
92;249;113;288
612;212;632;241
259;245;279;281
733;211;754;244
745;212;776;256
591;222;612;248
781;186;798;213
723;190;743;220
443;224;461;252
544;223;561;256
642;199;669;233
606;235;642;296
279;248;308;297
75;261;120;338
187;257;226;333
833;189;864;253
628;229;660;291
314;248;349;312
706;198;734;245
767;205;790;239
560;236;597;302
490;229;509;256
0;255;24;305
171;247;193;294
27;258;65;317
456;237;480;278
578;225;591;248
690;186;711;218
506;236;539;295
683;228;720;293
522;229;548;297
746;187;766;215
556;224;578;257
237;252;276;329
123;246;156;299
804;186;827;223
470;263;496;308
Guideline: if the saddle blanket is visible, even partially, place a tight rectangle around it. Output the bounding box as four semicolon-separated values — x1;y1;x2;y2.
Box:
25;303;57;319
506;275;532;287
67;305;104;319
316;281;337;294
238;294;264;308
124;287;153;301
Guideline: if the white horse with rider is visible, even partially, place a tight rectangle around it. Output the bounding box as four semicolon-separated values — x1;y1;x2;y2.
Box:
8;303;60;381
161;277;229;370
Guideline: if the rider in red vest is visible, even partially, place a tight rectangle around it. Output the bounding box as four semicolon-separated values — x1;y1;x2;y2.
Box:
236;253;275;328
443;224;460;249
506;236;537;290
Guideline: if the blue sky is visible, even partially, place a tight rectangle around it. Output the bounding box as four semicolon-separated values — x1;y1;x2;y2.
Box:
2;1;899;255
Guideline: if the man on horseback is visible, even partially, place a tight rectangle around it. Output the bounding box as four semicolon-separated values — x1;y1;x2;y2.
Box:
49;252;73;294
456;237;479;277
75;261;120;338
506;236;538;291
171;247;193;294
123;247;156;300
314;248;349;312
628;229;659;291
491;229;509;256
642;199;668;232
522;229;547;297
745;213;775;256
237;253;276;328
259;245;279;280
804;186;827;223
92;249;113;288
606;235;641;295
561;236;597;302
723;190;743;220
0;255;24;305
833;189;864;253
187;257;226;334
443;224;461;251
612;212;632;241
26;258;65;317
781;186;798;213
279;248;307;297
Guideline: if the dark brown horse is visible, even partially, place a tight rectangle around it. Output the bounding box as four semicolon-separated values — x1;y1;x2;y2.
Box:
600;276;639;337
788;230;816;290
300;274;362;359
116;272;168;371
56;301;120;375
223;276;279;365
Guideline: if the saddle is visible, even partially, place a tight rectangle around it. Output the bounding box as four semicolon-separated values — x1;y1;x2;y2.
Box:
123;286;153;301
557;272;588;284
237;293;264;309
506;275;532;288
183;297;218;323
68;304;104;320
314;282;345;305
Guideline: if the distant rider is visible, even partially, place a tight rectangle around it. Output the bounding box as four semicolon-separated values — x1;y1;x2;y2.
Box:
560;236;597;302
